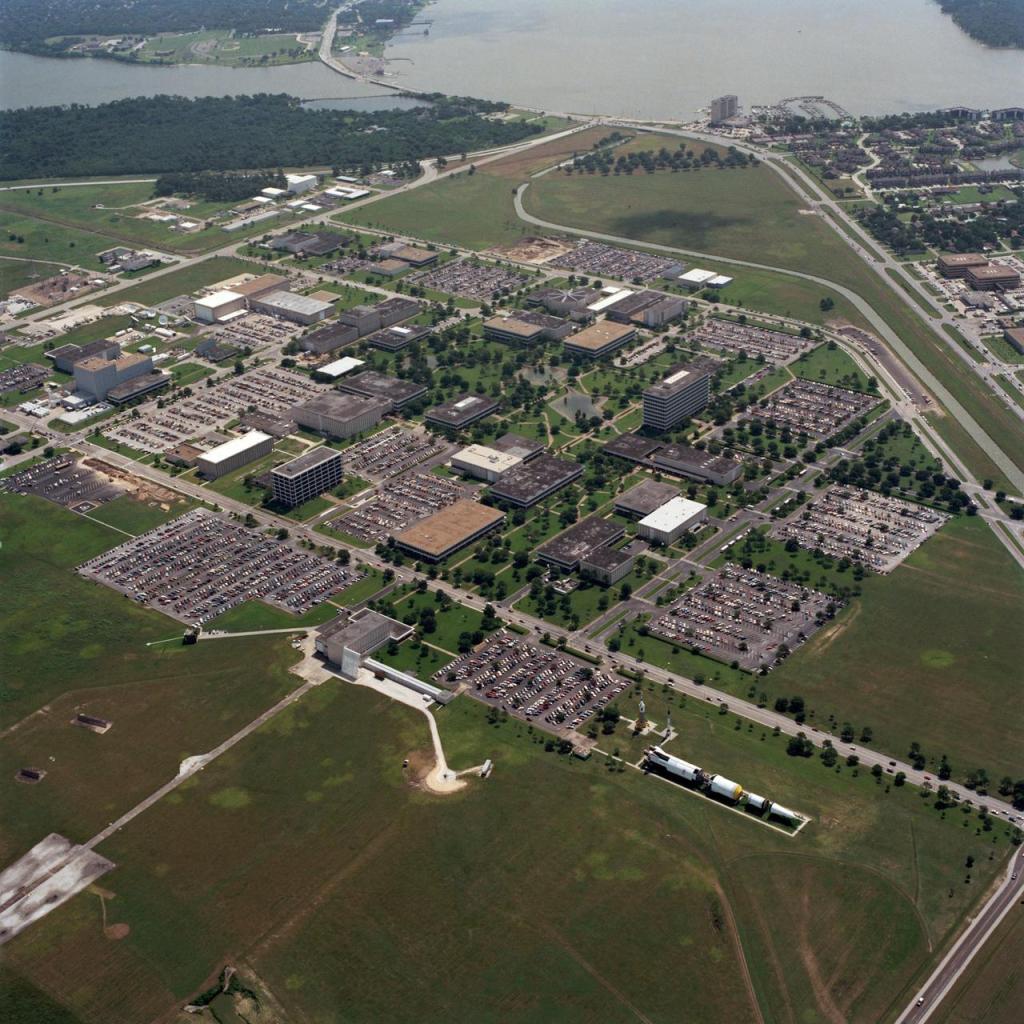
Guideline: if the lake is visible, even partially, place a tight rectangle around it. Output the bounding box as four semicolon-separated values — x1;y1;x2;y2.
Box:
0;49;423;110
384;0;1024;117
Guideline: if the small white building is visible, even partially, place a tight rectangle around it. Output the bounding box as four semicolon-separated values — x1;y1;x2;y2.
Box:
708;274;733;288
678;268;717;290
285;173;318;194
194;290;246;323
451;444;523;483
317;356;365;380
196;431;274;479
261;187;287;198
637;496;707;545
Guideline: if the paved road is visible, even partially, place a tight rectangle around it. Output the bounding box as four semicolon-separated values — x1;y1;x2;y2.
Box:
896;850;1024;1024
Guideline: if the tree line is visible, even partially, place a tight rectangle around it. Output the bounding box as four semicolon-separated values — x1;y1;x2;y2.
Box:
0;93;541;181
934;0;1024;49
567;141;757;176
153;170;287;203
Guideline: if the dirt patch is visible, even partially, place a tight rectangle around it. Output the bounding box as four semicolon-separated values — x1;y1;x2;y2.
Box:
485;235;575;264
811;602;861;655
104;922;130;940
83;459;182;505
15;271;105;308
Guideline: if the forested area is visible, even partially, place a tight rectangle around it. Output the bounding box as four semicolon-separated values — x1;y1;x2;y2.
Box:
0;0;326;51
934;0;1024;48
567;139;758;176
154;170;287;202
0;94;541;180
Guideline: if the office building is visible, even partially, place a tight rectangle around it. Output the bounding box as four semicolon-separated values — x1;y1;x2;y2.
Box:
936;253;988;279
964;264;1020;292
394;500;505;562
271;447;344;507
47;338;120;374
637;496;708;545
196;431;273;479
615;479;680;519
249;290;334;324
710;94;739;124
292;392;387;439
563;320;636;359
488;453;583;507
603;434;743;486
299;322;359;355
451;444;523;483
338;370;427;410
483;311;572;344
643;361;714;431
73;351;153;401
425;394;500;430
537;515;624;572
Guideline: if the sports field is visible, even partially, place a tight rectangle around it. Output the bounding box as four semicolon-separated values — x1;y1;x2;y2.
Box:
2;681;1012;1024
770;515;1024;784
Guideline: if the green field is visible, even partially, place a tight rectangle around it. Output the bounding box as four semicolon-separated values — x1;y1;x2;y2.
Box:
2;681;1012;1024
204;599;341;633
791;342;871;391
0;211;114;272
771;516;1024;784
137;29;314;67
84;494;195;535
0;257;72;297
98;257;254;308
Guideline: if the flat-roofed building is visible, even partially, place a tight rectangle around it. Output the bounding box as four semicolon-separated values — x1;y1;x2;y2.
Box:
965;264;1021;291
390;244;437;266
315;356;365;380
374;258;409;278
451;444;523;483
47;338;120;374
710;94;739;124
250;290;334;324
164;442;203;468
271;446;344;507
299;322;359;355
526;286;600;320
316;609;413;677
564;320;636;359
604;433;742;486
196;431;273;479
489;453;583;507
285;173;318;194
194;289;246;323
73;351;153;401
338;370;427;410
292;392;387;439
1004;326;1024;355
678;268;717;290
605;290;685;327
365;324;431;351
637;496;708;545
537;515;624;571
643;360;714;431
581;539;647;586
106;371;170;405
425;394;499;430
937;252;988;278
483;311;571;344
615;479;679;518
231;273;291;300
491;432;544;462
394;499;505;562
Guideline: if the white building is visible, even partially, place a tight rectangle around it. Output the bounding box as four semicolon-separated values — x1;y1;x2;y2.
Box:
285;173;318;194
196;431;274;479
316;356;365;380
637;496;707;545
194;290;246;323
678;268;717;290
451;444;523;483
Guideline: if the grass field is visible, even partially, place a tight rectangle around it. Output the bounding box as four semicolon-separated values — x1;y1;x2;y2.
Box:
84;494;195;535
97;257;254;308
204;600;340;633
0;257;72;297
770;515;1024;784
0;211;114;272
2;682;1012;1024
137;29;314;67
791;342;872;391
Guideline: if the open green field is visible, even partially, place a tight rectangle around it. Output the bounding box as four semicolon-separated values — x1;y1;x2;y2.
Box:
2;680;1012;1024
85;494;195;536
0;257;72;297
137;29;314;67
930;896;1024;1024
771;515;1024;784
388;588;493;654
97;257;254;308
983;333;1024;365
340;170;525;250
791;342;871;391
0;211;114;272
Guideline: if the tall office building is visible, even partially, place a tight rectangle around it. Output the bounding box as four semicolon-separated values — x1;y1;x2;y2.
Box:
710;95;739;124
642;362;713;432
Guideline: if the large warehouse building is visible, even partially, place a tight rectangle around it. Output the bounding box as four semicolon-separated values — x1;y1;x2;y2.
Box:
271;446;344;508
394;499;505;562
250;290;334;324
643;361;714;431
196;431;274;479
194;290;246;323
637;496;707;545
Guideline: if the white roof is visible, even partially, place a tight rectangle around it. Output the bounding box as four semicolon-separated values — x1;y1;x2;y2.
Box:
301;203;322;212
252;195;274;204
453;444;523;474
199;431;272;465
318;356;364;378
258;291;334;316
679;268;716;284
453;396;482;410
195;290;244;309
708;275;733;286
587;288;633;313
262;187;287;197
286;173;317;184
664;367;691;385
639;496;707;532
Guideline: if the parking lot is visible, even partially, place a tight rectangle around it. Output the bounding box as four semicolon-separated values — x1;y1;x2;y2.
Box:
411;260;527;299
331;472;464;543
753;378;876;439
649;564;835;671
213;312;297;350
440;632;628;733
772;486;948;573
690;320;813;363
552;240;681;282
78;508;360;624
104;367;323;453
0;363;49;394
1;455;123;511
339;425;449;480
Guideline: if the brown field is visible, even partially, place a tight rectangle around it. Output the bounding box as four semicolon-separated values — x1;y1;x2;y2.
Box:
483;125;624;179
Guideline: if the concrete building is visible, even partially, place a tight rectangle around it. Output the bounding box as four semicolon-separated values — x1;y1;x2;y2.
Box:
451;444;523;483
316;609;413;678
271;446;344;508
315;356;364;380
196;431;274;479
365;324;431;351
489;453;583;507
292;392;387;440
937;253;989;279
106;371;170;405
710;94;739;124
526;286;600;320
285;173;318;194
637;496;708;545
615;479;680;519
425;394;500;430
299;322;359;355
537;515;624;572
604;433;743;486
339;370;427;410
965;264;1021;292
482;311;572;344
73;351;153;401
231;273;290;301
678;268;717;290
194;290;246;323
581;539;647;586
250;290;333;324
47;338;120;374
491;432;544;462
1004;326;1024;355
563;320;636;359
643;361;714;431
605;290;685;327
394;499;505;562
